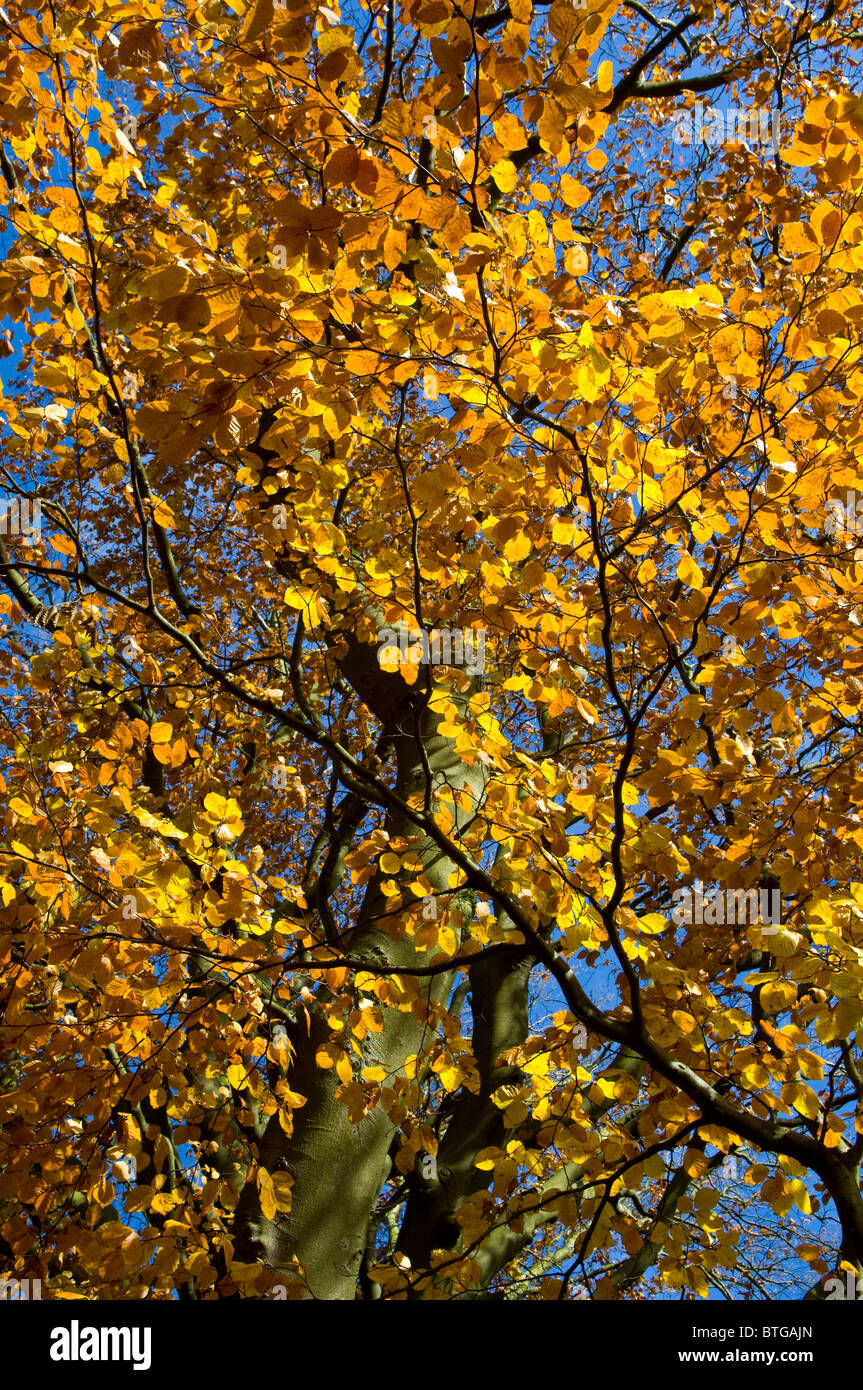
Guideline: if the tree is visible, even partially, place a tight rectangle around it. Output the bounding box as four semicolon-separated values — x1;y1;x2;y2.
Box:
0;0;862;1302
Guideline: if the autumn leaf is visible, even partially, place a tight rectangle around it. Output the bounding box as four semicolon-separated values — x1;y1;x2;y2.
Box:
0;0;861;1315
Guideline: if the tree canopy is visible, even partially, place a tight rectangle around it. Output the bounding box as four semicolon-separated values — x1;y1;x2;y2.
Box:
2;0;863;1302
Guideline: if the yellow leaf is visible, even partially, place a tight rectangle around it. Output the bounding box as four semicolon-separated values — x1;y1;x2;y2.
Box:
125;1187;154;1213
282;584;327;628
672;1009;696;1033
152;500;177;529
577;361;598;402
272;1171;293;1212
761;981;796;1014
560;175;590;209
575;697;597;724
789;1084;821;1120
258;1169;277;1222
139;265;193;301
503;530;531;562
596;59;614;94
492;159;518;193
174;294;211;331
676;552;702;589
149;1192;179;1215
437;1065;462;1092
780;221;819;256
50;534;78;557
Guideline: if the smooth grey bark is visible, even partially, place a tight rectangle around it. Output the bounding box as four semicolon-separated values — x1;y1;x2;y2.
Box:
395;943;534;1278
234;623;488;1297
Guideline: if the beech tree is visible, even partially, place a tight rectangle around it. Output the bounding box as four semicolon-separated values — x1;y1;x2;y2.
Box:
2;0;863;1302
